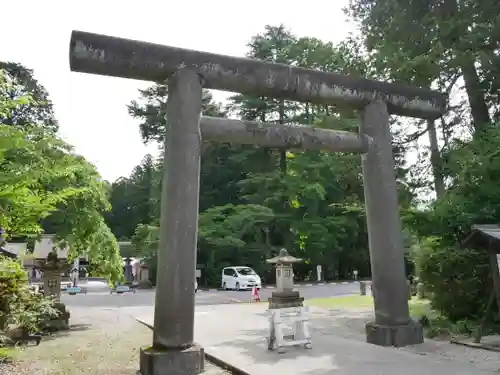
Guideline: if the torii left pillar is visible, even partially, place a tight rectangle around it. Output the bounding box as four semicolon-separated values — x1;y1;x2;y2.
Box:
139;67;205;375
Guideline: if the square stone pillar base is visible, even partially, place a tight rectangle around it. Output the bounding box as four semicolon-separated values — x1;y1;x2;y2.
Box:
365;320;423;347
268;291;304;309
139;344;204;375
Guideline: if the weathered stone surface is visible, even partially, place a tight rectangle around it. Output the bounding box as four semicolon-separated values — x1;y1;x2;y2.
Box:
365;320;424;347
268;291;304;309
153;67;202;349
359;281;367;296
360;101;411;329
42;268;63;300
69;31;446;119
138;280;153;289
139;344;204;375
200;116;371;153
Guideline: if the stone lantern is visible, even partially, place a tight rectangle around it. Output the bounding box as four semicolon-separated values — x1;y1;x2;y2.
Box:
42;251;64;300
42;251;70;330
124;257;134;284
267;248;304;309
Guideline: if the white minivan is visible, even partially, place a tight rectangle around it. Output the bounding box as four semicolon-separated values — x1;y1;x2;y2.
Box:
221;266;262;291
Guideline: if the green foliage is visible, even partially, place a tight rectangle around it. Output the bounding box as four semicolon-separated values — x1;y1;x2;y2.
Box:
128;85;226;144
0;122;88;236
0;62;58;133
0;68;122;284
131;224;159;262
413;237;491;322
198;204;274;248
0;346;13;363
105;155;161;240
408;127;500;323
109;24;395;285
434;126;500;237
346;0;500;324
130;224;159;284
0;256;59;340
108;16;500;310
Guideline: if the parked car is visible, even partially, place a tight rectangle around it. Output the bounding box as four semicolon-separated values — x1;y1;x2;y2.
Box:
221;266;262;291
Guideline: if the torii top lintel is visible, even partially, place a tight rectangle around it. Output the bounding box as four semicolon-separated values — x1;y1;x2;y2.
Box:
69;30;447;119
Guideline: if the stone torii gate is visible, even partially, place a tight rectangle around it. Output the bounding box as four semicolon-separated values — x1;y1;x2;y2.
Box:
69;31;446;375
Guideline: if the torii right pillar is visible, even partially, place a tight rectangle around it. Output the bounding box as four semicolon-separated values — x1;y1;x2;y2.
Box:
361;100;423;347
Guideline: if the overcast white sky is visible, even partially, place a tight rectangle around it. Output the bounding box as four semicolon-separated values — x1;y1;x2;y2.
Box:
1;0;353;182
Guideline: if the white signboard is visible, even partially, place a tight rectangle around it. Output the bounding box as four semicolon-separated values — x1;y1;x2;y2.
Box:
316;265;322;281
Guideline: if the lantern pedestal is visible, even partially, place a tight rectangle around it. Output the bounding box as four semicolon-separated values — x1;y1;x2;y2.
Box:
42;254;70;332
266;249;311;353
268;291;304;309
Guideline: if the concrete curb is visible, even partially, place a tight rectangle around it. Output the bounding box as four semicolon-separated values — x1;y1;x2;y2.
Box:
197;281;369;292
205;352;252;375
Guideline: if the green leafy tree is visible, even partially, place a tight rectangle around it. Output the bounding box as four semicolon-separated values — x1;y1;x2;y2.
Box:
128;85;226;144
0;69;122;284
105;154;161;240
0;62;58;133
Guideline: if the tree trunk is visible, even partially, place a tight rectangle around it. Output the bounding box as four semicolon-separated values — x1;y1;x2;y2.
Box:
461;60;491;131
441;0;490;131
427;120;445;199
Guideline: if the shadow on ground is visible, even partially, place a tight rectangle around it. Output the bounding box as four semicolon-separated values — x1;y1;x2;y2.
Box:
39;323;93;342
195;304;500;375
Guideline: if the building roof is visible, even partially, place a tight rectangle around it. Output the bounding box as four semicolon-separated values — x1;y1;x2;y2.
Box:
0;247;17;259
462;224;500;251
471;224;500;241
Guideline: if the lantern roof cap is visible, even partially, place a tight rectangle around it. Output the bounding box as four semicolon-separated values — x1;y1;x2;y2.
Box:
266;248;303;264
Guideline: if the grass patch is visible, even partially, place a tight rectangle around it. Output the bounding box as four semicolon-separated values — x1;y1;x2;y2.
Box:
306;295;374;309
0;346;15;363
305;295;483;339
305;295;433;318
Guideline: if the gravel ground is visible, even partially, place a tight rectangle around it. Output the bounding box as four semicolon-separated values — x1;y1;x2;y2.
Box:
1;307;231;375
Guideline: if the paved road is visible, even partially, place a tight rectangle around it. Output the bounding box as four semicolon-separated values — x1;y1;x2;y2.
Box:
61;282;361;308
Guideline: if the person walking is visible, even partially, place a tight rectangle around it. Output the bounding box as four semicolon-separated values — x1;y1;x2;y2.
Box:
252;286;261;302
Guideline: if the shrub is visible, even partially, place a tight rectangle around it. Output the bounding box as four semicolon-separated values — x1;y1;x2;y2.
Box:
0;256;59;343
413;237;491;322
0;346;13;363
